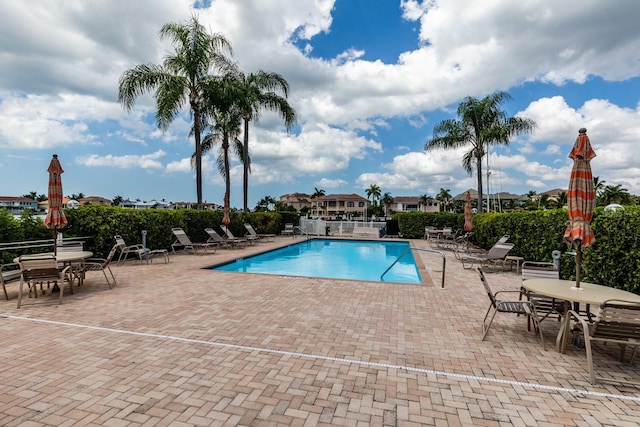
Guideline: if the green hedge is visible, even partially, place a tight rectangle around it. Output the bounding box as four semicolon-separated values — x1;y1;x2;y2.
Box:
1;206;291;263
395;207;640;293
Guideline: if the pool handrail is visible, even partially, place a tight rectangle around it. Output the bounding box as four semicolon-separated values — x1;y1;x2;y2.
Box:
380;247;446;288
293;226;311;239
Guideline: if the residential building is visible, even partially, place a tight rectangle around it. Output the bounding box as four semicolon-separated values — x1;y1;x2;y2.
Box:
384;196;440;214
79;196;112;206
280;193;311;211
172;201;219;211
121;199;174;210
0;196;38;215
311;193;370;218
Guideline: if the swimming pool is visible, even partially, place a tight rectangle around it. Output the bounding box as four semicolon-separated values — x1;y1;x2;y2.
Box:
211;239;422;284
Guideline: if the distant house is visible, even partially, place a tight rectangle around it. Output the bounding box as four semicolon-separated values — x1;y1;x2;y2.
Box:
310;193;370;218
385;196;440;213
38;197;80;212
120;199;174;210
79;196;112;206
530;188;567;203
172;201;219;211
280;193;311;211
0;196;38;215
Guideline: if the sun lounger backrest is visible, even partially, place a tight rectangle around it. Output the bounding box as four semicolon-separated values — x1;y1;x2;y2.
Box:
485;243;514;259
172;228;193;245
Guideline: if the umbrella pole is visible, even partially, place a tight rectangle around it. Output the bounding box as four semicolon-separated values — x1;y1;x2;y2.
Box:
53;230;58;256
575;243;582;288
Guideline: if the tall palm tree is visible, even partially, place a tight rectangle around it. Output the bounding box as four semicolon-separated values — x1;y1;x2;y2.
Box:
118;15;234;210
198;74;243;224
365;184;381;206
425;91;535;210
235;70;297;212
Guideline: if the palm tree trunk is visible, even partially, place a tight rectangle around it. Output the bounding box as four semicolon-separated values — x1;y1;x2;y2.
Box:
222;132;231;224
194;110;203;210
476;156;484;212
243;118;249;213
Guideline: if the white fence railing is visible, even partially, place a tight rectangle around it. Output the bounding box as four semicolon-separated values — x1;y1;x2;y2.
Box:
299;218;386;236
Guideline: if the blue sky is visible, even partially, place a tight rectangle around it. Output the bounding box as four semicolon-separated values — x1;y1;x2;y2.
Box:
1;0;640;208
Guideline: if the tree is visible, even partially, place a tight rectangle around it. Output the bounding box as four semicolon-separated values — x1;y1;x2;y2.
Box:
112;195;124;206
600;184;631;205
365;184;381;206
556;191;568;208
425;91;535;211
69;193;85;200
593;176;606;198
118;15;234;210
199;73;243;223
235;70;296;212
381;192;394;217
435;188;452;212
311;187;325;199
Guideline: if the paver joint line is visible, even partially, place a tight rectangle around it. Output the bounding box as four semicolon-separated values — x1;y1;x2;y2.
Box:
2;313;639;404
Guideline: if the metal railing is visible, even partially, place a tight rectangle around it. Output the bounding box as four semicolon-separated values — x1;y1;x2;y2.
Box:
294;226;311;240
380;247;446;288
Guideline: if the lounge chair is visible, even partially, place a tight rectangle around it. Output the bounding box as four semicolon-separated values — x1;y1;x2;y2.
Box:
220;225;249;247
17;254;72;309
281;223;294;236
478;268;544;349
171;228;217;254
459;241;515;270
568;299;640;385
205;228;234;249
114;235;148;264
244;223;276;242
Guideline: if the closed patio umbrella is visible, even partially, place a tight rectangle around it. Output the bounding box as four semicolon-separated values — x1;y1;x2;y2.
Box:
44;154;68;255
222;193;231;225
563;128;596;289
464;191;474;231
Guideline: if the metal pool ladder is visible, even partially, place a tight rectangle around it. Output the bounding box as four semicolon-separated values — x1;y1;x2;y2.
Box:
380;247;446;288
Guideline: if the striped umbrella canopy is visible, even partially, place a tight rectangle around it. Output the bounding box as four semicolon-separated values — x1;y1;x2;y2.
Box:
44;154;68;254
563;128;596;288
464;191;474;231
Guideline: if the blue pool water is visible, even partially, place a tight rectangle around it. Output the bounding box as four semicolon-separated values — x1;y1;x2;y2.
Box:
211;239;422;284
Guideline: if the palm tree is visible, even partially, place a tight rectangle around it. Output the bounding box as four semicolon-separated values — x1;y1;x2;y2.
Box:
118;15;234;210
593;176;607;205
199;73;243;223
556;191;568;208
365;184;381;206
311;187;325;199
381;192;394;217
435;188;452;212
600;184;631;205
425;91;535;210
235;70;296;212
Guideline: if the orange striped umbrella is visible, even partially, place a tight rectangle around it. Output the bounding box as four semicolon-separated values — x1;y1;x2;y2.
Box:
563;128;596;288
464;191;474;231
44;154;68;254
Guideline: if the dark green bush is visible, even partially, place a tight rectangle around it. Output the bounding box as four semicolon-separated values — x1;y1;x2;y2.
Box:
396;207;640;293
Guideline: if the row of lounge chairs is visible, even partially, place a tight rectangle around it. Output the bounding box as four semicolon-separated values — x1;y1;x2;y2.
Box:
170;224;278;255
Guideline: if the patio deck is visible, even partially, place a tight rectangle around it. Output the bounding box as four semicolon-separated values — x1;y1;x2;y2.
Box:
1;237;639;426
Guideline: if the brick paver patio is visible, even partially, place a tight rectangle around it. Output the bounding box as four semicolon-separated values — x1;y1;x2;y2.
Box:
1;237;639;426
